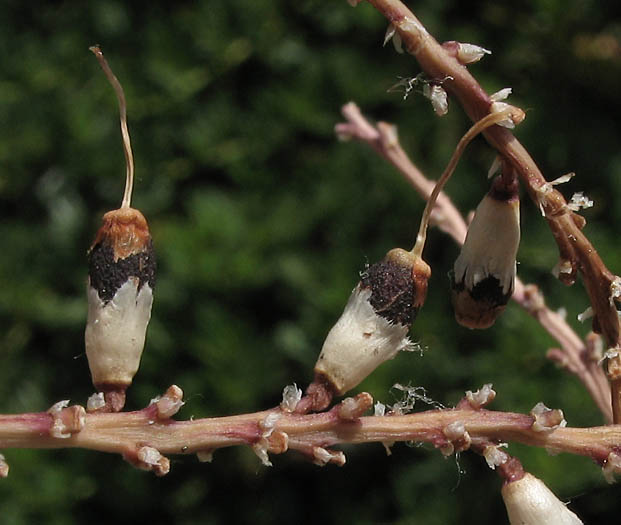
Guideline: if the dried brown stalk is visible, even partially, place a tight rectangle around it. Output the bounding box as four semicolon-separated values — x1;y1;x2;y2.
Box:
364;0;621;421
336;102;612;422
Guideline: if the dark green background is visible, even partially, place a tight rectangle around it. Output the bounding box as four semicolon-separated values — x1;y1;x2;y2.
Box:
1;1;621;523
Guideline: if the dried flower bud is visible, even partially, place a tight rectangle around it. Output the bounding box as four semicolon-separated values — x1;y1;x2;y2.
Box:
85;207;156;403
502;473;583;524
314;248;430;395
452;176;520;329
85;48;156;411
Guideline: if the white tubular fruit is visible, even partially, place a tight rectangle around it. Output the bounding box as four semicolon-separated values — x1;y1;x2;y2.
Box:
86;48;156;411
314;284;413;395
86;278;153;387
502;473;583;525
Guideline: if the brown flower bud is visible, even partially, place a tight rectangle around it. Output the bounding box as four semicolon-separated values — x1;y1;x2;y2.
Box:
314;249;429;396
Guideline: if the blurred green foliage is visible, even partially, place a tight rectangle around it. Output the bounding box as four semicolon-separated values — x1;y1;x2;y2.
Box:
1;0;621;523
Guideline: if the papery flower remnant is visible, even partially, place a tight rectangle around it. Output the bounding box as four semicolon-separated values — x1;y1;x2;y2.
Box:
452;173;520;329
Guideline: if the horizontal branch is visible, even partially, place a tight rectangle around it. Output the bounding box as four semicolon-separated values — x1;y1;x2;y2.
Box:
1;387;620;477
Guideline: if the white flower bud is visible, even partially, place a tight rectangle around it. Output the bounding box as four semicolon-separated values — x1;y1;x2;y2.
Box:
502;473;583;524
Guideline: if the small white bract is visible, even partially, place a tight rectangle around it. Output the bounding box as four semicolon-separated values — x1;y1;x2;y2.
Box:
383;24;403;53
482;444;508;470
87;392;106;412
568;192;593;211
530;402;567;432
457;42;491;64
465;383;496;409
423;84;449;116
577;306;594;323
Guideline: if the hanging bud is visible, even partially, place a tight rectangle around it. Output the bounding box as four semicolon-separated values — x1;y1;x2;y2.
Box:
85;47;155;412
314;248;430;396
502;473;583;524
452;174;520;329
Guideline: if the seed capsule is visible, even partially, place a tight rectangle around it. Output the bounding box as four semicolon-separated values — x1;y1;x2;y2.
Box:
314;249;429;396
84;47;155;411
452;174;520;329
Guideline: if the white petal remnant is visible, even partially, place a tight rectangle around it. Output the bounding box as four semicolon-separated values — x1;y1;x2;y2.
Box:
252;441;273;467
314;285;413;395
196;450;214;463
313;447;346;467
482;444;509;470
577;306;594;323
0;454;8;478
374;401;386;416
567;192;593;211
487;156;502;179
48;400;86;439
86;392;106;412
383;24;404;53
136;446;170;476
423;84;449;116
465;383;496;409
155;385;185;419
502;473;583;524
280;384;303;413
490;88;512;102
552;259;574;278
457;43;491;64
530;402;567;432
489;88;525;128
441;421;471;456
602;451;621;483
610;276;621;305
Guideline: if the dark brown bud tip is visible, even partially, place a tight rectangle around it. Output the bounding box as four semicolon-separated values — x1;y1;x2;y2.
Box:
451;274;511;329
88;207;156;303
360;248;430;327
